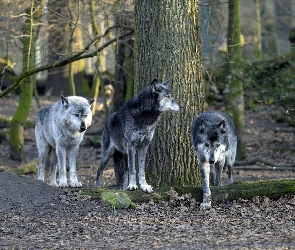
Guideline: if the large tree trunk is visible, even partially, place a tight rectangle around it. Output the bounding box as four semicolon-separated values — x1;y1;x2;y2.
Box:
134;0;204;187
224;0;245;160
9;1;39;161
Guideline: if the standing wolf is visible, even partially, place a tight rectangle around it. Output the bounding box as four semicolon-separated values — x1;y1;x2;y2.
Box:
35;96;94;187
96;79;180;193
191;111;237;207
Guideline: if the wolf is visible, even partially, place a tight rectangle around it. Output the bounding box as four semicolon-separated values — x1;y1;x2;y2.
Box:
35;96;94;187
191;111;237;207
96;79;180;193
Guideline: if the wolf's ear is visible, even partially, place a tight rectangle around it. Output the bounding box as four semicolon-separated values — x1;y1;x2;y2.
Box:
219;120;226;133
61;95;69;106
199;118;207;133
162;80;169;87
151;78;161;92
88;99;95;106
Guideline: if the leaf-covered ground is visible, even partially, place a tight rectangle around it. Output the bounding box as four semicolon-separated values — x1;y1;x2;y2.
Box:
0;95;295;249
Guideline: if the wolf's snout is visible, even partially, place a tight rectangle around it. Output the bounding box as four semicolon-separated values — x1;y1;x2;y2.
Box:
80;123;86;132
209;160;215;164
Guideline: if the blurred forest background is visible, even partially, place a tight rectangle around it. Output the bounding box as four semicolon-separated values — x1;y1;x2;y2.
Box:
0;0;295;172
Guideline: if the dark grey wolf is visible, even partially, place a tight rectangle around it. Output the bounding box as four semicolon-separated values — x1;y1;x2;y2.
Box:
191;111;237;207
96;79;180;193
35;96;94;187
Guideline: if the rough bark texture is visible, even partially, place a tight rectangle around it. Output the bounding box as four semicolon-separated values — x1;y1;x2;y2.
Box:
134;0;204;187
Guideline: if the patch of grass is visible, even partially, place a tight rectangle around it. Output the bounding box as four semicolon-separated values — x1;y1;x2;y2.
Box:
10;159;38;175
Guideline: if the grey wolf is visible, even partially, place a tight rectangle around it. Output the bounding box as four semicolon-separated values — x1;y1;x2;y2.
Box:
191;111;237;207
96;79;180;193
35;96;94;187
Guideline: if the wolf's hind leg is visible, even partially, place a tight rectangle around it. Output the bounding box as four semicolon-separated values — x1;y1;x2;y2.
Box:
37;144;50;182
49;148;58;186
96;146;115;187
215;160;225;186
225;157;234;184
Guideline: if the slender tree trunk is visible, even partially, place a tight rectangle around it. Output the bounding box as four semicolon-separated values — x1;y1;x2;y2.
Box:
224;0;245;160
263;0;279;56
134;0;203;187
89;0;101;115
9;1;39;161
254;0;262;59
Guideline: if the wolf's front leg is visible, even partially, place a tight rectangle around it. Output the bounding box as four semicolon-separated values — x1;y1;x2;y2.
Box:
56;147;68;187
68;147;82;187
200;161;211;208
126;144;138;191
138;145;153;193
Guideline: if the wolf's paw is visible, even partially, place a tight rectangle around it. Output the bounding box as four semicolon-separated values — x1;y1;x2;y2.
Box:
141;184;153;193
50;182;58;187
228;178;234;185
200;202;212;209
70;181;82;187
127;184;138;191
59;181;68;188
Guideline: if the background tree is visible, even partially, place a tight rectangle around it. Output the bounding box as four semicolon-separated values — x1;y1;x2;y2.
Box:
224;0;245;160
9;1;42;161
134;0;204;187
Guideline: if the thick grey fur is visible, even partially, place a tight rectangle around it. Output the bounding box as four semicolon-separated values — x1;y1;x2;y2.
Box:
191;111;237;207
96;79;180;193
35;96;94;187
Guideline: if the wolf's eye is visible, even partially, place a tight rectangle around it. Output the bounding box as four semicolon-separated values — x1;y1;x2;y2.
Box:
199;128;204;133
166;94;171;98
74;114;79;117
84;114;88;118
205;143;210;147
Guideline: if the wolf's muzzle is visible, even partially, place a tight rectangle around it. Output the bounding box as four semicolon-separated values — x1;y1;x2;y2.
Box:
79;123;86;132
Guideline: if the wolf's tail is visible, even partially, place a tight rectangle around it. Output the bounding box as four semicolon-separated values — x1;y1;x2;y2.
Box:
113;150;128;188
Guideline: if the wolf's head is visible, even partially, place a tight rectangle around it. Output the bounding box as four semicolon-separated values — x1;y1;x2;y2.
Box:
151;79;180;112
196;118;228;164
61;96;94;133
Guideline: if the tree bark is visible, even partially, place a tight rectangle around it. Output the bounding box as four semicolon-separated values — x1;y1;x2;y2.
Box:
134;0;204;187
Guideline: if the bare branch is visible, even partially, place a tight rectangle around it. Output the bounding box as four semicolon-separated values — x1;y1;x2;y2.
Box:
0;29;134;98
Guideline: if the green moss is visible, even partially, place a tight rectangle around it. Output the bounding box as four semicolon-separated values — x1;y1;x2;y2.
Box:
100;191;136;211
81;188;105;199
10;158;38;175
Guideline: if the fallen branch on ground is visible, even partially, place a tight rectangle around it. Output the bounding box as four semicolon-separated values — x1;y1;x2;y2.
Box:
234;158;295;169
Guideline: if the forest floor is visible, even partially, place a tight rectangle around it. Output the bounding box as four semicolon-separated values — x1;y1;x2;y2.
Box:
0;95;295;249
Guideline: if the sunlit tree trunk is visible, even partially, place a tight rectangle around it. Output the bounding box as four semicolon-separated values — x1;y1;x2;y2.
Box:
9;1;41;161
134;0;203;187
224;0;245;160
254;0;262;59
263;0;279;56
